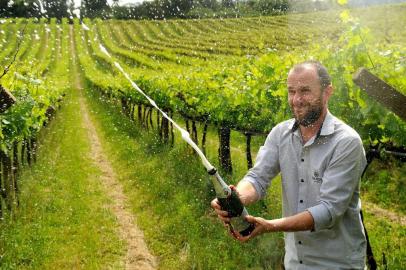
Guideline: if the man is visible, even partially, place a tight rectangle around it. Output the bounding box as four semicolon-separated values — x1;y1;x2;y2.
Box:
211;61;367;269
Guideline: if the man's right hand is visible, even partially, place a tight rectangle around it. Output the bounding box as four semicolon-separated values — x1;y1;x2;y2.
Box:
210;198;231;224
211;198;241;239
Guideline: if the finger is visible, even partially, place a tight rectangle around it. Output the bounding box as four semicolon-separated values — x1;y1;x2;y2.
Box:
226;225;240;240
234;230;251;243
214;208;231;218
210;199;221;209
219;216;231;223
237;226;262;243
244;215;257;223
247;226;261;239
214;208;231;223
218;214;231;223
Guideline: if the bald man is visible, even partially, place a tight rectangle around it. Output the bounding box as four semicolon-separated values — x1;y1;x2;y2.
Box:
212;61;367;269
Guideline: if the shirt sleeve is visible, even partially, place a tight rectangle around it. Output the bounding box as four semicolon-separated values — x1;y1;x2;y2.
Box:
241;126;281;199
307;137;366;231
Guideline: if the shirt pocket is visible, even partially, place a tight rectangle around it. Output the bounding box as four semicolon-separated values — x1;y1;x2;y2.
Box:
307;165;325;205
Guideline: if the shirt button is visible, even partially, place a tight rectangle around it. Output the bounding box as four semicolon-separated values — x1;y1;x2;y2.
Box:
300;200;303;203
300;179;304;182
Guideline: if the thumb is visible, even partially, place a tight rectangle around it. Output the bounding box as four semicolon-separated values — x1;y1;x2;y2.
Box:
245;215;256;223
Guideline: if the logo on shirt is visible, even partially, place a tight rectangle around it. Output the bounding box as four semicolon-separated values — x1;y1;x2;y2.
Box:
312;170;323;184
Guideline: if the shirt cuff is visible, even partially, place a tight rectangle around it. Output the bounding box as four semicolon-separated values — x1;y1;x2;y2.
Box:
307;203;333;231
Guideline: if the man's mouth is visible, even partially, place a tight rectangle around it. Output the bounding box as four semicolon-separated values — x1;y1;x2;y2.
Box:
294;107;306;115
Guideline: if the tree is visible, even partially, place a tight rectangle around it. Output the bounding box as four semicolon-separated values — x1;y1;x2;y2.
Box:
43;0;69;19
81;0;108;18
0;0;9;17
2;0;42;17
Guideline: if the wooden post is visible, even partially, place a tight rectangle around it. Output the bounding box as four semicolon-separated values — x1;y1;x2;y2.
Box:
13;141;19;207
149;108;154;129
0;154;4;218
185;119;190;134
353;68;406;121
245;133;253;169
218;126;232;174
202;123;208;155
192;121;198;145
170;111;174;147
0;151;12;211
21;138;27;166
138;104;143;124
161;111;169;143
0;85;16;113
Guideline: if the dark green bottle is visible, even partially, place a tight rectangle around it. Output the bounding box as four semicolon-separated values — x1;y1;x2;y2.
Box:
208;168;255;236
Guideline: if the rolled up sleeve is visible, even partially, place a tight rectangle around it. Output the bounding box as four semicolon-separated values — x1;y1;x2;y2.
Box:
307;203;333;231
307;137;366;231
241;126;281;199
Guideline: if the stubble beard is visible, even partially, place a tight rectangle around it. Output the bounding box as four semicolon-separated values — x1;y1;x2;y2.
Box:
292;98;323;127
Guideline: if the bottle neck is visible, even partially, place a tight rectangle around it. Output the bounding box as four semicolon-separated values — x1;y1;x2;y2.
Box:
211;171;231;198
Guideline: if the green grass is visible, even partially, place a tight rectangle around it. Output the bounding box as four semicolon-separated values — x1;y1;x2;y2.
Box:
1;82;404;269
362;159;406;214
83;87;285;269
0;88;124;269
364;211;406;269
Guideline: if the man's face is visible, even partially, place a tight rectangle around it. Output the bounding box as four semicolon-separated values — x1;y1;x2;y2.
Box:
287;67;325;127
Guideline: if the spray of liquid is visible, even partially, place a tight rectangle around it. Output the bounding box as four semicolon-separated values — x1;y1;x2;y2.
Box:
82;26;256;235
97;43;215;173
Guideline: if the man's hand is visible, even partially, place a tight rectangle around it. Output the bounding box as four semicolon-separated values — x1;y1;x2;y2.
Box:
233;215;273;242
211;197;240;238
211;198;231;224
236;211;315;242
210;182;260;239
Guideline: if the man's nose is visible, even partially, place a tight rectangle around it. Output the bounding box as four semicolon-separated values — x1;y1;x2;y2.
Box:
292;93;303;106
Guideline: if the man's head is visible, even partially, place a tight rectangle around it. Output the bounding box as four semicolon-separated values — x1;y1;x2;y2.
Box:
287;61;333;127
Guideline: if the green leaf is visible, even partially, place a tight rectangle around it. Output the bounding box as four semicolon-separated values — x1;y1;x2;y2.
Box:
339;10;350;23
337;0;348;6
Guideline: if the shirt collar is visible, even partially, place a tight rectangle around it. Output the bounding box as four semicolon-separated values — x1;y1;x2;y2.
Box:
319;111;335;136
289;110;335;137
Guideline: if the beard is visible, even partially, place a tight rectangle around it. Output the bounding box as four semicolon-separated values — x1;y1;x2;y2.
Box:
291;97;323;127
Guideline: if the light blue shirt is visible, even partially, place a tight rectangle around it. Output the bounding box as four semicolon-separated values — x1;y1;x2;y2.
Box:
243;111;367;269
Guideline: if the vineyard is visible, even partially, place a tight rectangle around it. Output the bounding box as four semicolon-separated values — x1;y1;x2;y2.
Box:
1;2;406;269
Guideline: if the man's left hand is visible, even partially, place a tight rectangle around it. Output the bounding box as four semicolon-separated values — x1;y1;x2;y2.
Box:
233;215;275;242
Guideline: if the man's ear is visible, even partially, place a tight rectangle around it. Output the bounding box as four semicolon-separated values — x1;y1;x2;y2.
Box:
324;84;334;100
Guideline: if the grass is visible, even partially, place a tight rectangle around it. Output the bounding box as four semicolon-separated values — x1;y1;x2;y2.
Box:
1;82;404;269
362;159;406;214
84;85;405;270
0;87;124;269
83;87;285;269
1;76;404;269
364;210;406;269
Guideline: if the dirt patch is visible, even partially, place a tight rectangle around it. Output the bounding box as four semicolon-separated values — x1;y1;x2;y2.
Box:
70;25;157;270
364;202;406;227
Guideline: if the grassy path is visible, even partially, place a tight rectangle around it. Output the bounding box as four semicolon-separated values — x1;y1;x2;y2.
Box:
71;25;157;269
0;67;124;268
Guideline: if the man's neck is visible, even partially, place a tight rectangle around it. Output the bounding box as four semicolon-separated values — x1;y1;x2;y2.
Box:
300;110;327;144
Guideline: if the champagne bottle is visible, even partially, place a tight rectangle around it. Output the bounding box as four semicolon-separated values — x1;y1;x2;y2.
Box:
208;168;255;236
